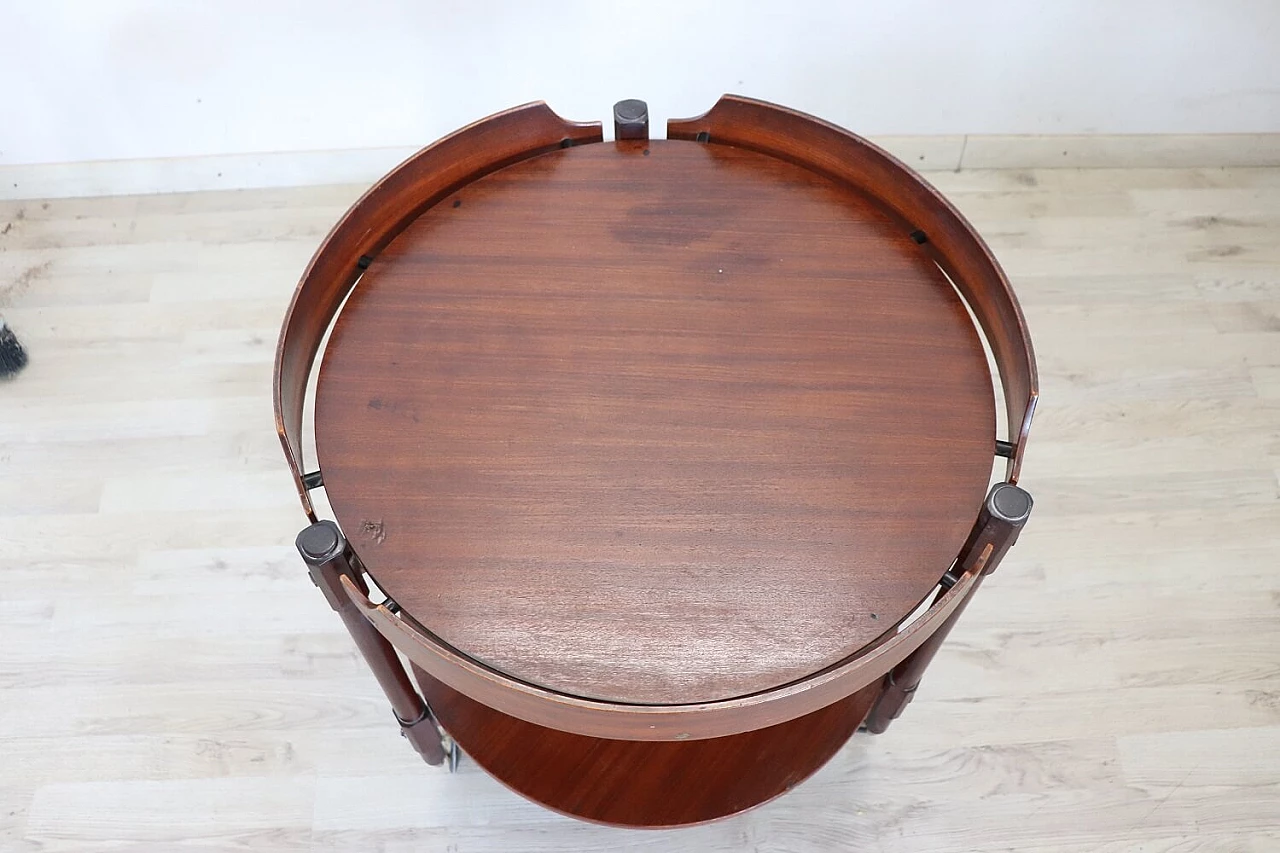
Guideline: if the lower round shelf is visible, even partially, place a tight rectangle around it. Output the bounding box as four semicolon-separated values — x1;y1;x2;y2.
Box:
413;666;881;827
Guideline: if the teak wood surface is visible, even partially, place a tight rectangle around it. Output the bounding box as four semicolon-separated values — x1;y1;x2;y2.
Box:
314;139;996;707
412;663;881;827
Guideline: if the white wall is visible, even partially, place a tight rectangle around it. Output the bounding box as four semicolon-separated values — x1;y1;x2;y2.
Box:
3;0;1279;166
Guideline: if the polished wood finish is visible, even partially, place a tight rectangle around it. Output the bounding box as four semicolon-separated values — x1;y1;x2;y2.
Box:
316;140;995;709
411;663;881;827
669;95;1038;482
274;102;602;520
339;562;981;740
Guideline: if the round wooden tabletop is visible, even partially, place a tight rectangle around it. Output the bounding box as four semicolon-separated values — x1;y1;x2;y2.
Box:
315;138;995;707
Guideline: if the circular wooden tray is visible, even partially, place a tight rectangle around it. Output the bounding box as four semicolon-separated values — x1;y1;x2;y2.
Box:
317;137;994;705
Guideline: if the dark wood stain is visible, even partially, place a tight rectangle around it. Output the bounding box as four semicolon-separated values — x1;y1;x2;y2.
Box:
670;96;1037;483
316;140;995;705
275;102;603;521
414;663;880;827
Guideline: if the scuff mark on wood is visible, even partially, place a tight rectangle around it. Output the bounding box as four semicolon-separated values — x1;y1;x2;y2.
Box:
361;519;386;545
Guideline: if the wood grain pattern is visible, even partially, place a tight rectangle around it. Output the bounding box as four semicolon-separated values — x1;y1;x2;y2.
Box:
411;664;879;827
3;158;1278;849
275;102;602;520
339;566;981;741
669;95;1038;482
316;140;994;707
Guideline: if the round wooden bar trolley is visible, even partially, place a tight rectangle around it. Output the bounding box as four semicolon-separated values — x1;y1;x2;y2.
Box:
274;96;1038;828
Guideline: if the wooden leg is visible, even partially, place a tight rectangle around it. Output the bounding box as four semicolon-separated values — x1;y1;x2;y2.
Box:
864;483;1032;734
297;521;447;766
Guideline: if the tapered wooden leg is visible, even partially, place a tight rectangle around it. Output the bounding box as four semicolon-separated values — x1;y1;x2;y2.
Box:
864;483;1033;733
297;521;448;766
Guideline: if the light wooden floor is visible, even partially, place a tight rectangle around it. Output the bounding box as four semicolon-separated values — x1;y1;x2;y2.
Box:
2;163;1278;852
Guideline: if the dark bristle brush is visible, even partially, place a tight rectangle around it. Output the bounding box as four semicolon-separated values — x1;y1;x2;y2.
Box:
0;315;28;378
